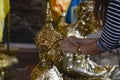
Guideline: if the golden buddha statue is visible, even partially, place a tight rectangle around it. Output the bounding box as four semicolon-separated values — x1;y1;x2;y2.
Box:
31;2;63;80
31;1;117;80
55;1;117;79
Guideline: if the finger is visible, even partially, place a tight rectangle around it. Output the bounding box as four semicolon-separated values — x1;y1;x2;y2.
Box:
70;40;79;46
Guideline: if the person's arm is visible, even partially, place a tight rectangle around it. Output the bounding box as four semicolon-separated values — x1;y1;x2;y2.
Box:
80;39;101;55
68;36;101;55
60;0;120;55
69;36;98;45
80;0;120;55
96;0;120;52
59;36;100;55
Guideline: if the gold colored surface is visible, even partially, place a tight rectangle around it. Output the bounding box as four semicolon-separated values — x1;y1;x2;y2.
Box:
76;1;100;37
53;11;69;37
0;53;18;69
58;1;117;79
31;63;63;80
35;23;63;67
31;1;117;80
0;44;18;80
31;2;63;80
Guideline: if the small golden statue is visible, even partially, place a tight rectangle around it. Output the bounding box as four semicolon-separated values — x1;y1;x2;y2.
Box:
31;1;117;80
31;2;63;80
55;1;117;79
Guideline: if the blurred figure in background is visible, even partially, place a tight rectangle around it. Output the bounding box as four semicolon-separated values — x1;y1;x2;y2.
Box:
49;0;71;21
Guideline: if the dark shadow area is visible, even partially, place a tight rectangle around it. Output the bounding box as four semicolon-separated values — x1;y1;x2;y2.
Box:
3;0;47;43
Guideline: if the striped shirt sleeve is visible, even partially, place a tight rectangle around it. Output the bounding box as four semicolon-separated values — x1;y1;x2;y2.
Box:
97;0;120;52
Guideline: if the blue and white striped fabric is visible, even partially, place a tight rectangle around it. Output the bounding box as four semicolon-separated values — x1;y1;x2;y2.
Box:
97;0;120;52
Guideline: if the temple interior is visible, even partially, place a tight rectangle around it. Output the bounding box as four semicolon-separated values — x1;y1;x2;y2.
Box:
0;0;120;80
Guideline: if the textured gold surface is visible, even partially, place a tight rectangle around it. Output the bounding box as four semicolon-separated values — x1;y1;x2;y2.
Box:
0;53;18;68
31;17;63;80
57;1;116;79
76;1;99;37
35;23;63;66
31;2;63;80
31;1;117;80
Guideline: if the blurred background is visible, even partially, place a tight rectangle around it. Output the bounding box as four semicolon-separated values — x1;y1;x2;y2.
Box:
0;0;120;80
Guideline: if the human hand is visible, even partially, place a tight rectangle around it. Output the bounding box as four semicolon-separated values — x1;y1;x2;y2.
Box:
59;36;79;53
